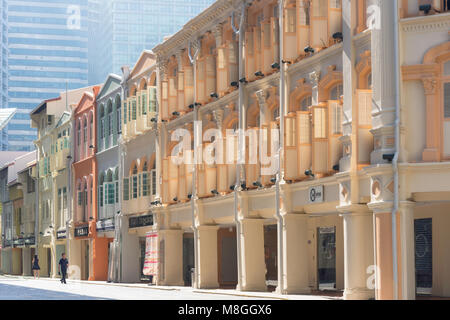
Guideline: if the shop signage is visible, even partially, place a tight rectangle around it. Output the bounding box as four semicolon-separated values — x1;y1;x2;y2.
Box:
57;230;67;239
143;231;158;276
13;238;24;246
24;237;35;245
74;226;89;238
129;214;153;229
96;218;115;232
308;185;324;204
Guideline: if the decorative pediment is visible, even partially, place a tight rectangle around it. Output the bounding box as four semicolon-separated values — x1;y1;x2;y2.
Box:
97;74;121;101
129;50;156;80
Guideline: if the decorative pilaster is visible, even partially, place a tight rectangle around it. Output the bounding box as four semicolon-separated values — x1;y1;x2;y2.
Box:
370;0;397;165
309;71;321;106
255;89;268;126
421;77;440;162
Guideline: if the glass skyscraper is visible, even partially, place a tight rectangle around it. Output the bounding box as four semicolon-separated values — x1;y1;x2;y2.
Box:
0;0;8;111
7;0;89;151
91;0;215;85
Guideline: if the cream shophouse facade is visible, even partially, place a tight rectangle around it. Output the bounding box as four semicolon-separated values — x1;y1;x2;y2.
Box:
146;0;450;300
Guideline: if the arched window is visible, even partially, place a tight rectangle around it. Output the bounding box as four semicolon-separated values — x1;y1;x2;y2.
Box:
77;121;81;146
83;118;87;143
114;167;119;203
273;107;280;121
100;106;105;144
90;115;93;146
300;95;312;111
83;181;88;222
116;96;122;134
99;173;105;214
330;83;343;100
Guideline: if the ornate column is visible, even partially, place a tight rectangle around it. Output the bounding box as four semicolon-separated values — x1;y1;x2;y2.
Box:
196;225;220;289
255;89;268;126
159;229;184;286
339;204;375;300
239;218;266;291
398;201;416;300
421;77;440;162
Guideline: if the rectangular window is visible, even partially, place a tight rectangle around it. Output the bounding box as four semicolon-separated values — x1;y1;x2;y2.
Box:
330;102;343;135
142;93;147;115
115;181;119;203
285;8;296;33
314;107;327;139
123;178;129;201
117;108;122;133
58;189;62;211
142;172;149;196
445;82;450;119
132;175;138;199
99;185;103;208
132;99;137;120
108;183;115;205
149;87;157;113
123;101;127;125
151;169;157;196
299;1;310;25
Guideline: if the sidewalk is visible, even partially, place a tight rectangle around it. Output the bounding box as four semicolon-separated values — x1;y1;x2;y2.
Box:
0;274;342;300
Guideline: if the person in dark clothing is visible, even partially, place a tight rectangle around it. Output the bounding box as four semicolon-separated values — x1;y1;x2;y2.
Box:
58;253;69;284
32;255;40;279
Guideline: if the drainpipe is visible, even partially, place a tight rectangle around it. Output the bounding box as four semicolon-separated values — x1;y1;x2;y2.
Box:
274;0;286;294
231;1;246;291
66;121;73;268
34;146;40;257
188;39;200;289
392;0;401;301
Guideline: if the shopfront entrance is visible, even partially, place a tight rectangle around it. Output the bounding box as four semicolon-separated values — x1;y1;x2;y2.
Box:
80;240;90;280
264;225;278;292
218;227;238;289
139;237;152;283
317;226;337;291
415;218;432;295
183;233;194;286
46;248;51;277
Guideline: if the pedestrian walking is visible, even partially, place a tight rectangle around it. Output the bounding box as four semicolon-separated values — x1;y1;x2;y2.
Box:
58;253;69;284
31;255;40;279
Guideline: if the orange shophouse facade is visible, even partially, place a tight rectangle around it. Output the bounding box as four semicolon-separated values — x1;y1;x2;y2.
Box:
69;86;110;281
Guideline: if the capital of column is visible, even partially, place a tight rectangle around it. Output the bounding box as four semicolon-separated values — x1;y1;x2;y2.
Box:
176;51;184;70
367;200;394;215
255;89;266;107
309;70;321;86
337;204;372;217
422;78;437;95
213;109;224;131
212;24;223;47
157;55;168;81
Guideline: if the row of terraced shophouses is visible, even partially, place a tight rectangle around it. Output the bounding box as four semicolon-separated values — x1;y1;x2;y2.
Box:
1;0;450;300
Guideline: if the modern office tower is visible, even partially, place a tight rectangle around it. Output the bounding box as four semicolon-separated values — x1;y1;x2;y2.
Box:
92;0;215;85
0;108;16;151
0;0;8;110
7;0;89;151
